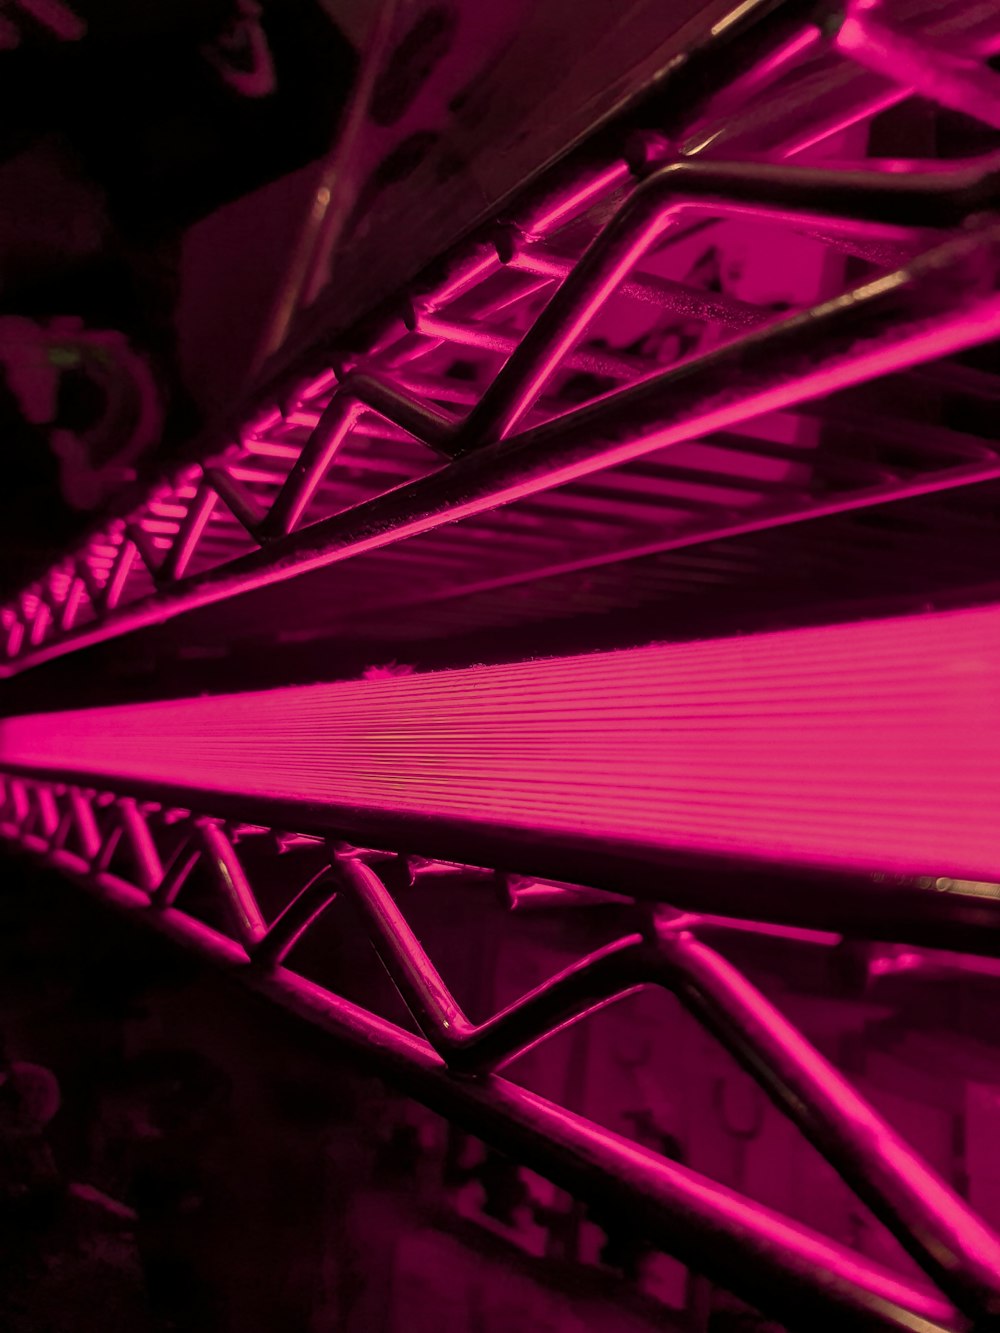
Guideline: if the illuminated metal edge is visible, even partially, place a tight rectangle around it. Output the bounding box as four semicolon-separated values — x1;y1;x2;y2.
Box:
3;772;1000;1332
4;756;1000;954
3;0;1000;673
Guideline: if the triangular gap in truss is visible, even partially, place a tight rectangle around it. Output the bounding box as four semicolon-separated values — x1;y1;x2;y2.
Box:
234;832;329;925
126;521;167;584
65;577;96;629
113;538;159;608
214;450;297;532
205;466;266;542
239;836;338;969
45;565;74;611
560;952;955;1294
279;860;439;1035
39;580;70;638
71;555;109;625
181;472;262;575
144;812;199;908
94;798;165;895
162;827;253;945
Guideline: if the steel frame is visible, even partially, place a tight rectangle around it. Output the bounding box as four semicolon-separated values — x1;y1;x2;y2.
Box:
3;771;1000;1333
3;0;1000;1328
3;0;1000;673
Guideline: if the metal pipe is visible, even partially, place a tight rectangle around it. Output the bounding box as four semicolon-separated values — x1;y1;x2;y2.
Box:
5;220;998;679
0;833;961;1333
460;156;1000;447
652;928;1000;1320
199;821;268;950
509;244;770;328
836;1;1000;133
6;122;1000;673
326;850;1000;1319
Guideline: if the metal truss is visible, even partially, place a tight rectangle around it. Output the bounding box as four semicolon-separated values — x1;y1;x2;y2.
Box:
3;0;1000;672
3;1;1000;1329
3;771;1000;1332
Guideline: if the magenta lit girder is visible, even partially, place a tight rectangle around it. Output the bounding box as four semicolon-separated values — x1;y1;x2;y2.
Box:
3;0;1000;1330
3;0;1000;672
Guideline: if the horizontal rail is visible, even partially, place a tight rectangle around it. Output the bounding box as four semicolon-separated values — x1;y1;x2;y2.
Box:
4;0;1000;674
5;219;1000;677
2;775;993;1332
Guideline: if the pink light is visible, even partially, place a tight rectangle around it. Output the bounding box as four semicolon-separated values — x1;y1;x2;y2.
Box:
299;368;339;401
28;603;50;646
285;410;322;430
837;5;1000;133
249;407;283;435
5;621;23;657
227;465;285;485
523;161;634;239
244;439;299;460
3;602;1000;881
60;578;84;630
146;502;189;520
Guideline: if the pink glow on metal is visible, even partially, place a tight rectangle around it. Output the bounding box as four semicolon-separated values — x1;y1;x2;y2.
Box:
495;1088;959;1330
523;161;635;239
3;601;1000;881
4;10;1000;685
299;369;340;401
244;438;300;459
477;282;1000;484
5;621;23;657
240;288;1000;584
147;501;189;520
59;577;84;630
837;1;1000;133
670;914;843;946
28;602;50;646
668;933;1000;1299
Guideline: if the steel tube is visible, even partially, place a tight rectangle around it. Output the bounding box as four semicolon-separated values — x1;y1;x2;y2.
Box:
0;836;961;1333
652;929;1000;1319
4;223;1000;678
